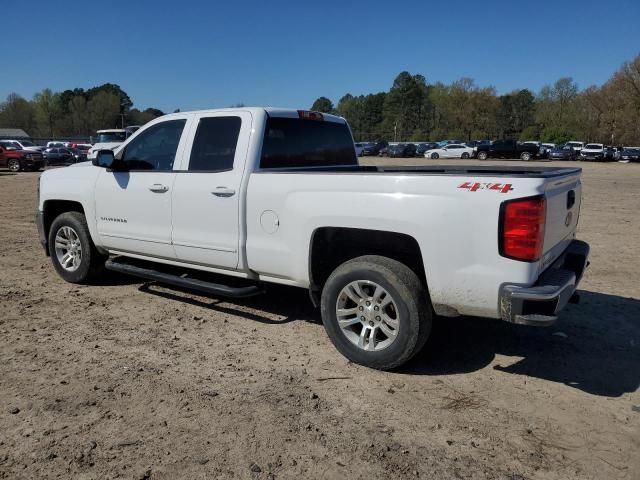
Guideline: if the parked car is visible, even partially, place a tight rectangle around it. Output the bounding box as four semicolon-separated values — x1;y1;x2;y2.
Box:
1;139;40;152
579;143;607;161
415;142;439;156
36;107;589;370
541;143;556;157
475;139;541;161
547;145;577;161
46;141;66;148
387;143;417;157
43;148;77;166
0;141;45;171
354;143;365;156
620;147;640;162
565;141;584;153
87;129;129;159
362;141;388;156
424;144;474;159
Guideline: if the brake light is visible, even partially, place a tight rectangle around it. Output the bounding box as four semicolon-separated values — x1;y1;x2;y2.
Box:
297;110;324;121
500;196;546;262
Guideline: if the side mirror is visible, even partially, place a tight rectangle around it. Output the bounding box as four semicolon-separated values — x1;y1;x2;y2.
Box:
93;149;115;168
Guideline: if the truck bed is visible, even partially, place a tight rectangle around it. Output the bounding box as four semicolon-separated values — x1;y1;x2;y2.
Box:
260;164;582;178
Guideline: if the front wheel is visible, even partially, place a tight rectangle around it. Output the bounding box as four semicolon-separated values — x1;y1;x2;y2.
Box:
520;151;532;161
7;159;20;172
431;152;439;159
477;151;488;160
48;212;107;284
320;255;432;370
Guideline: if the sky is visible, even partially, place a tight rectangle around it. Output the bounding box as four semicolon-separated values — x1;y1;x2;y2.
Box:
2;0;639;113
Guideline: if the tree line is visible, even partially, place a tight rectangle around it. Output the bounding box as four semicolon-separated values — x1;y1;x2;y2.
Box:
2;54;638;144
312;54;640;145
0;83;166;138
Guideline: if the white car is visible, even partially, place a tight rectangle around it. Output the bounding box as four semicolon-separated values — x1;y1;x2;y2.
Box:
36;107;589;370
565;141;584;152
88;129;128;159
424;144;474;159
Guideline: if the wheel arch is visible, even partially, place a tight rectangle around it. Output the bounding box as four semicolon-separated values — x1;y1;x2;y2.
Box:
42;200;86;254
308;227;428;306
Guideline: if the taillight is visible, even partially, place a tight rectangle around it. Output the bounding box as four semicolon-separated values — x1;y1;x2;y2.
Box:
297;110;324;121
499;196;546;262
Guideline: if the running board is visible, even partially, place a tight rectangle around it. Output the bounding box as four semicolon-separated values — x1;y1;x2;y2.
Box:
105;259;264;298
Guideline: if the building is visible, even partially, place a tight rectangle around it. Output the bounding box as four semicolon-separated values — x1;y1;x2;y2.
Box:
0;128;30;140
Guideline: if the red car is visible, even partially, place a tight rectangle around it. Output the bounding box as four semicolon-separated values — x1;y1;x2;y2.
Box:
0;141;45;172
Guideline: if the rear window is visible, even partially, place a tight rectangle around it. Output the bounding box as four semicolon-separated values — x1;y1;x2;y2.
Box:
189;116;241;171
260;117;357;169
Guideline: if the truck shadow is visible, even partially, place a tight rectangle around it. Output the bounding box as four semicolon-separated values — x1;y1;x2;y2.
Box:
405;290;640;398
130;273;638;397
137;281;317;326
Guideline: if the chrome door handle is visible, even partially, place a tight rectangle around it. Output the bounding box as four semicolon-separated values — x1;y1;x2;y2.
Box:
149;184;169;193
212;187;236;197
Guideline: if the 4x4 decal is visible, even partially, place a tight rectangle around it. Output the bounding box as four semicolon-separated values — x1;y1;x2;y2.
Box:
458;182;513;193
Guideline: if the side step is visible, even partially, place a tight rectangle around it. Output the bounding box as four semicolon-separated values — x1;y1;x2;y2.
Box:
105;259;264;298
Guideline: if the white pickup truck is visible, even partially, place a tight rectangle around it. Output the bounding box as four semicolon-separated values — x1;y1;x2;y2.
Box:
36;108;589;369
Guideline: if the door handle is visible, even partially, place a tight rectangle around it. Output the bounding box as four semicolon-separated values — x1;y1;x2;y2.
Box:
149;184;169;193
212;187;236;197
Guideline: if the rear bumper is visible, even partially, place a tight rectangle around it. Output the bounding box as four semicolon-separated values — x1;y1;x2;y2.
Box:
499;240;589;326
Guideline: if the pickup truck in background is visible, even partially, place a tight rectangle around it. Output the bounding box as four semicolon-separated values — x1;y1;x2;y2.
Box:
579;143;607;161
0;141;45;172
475;139;542;161
36;108;589;370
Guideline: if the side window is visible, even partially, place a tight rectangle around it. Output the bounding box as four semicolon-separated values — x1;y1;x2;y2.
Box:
121;119;186;171
188;116;241;171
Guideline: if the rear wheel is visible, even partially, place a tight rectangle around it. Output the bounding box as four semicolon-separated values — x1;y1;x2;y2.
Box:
48;212;106;284
431;152;439;159
477;151;488;160
7;159;20;172
461;152;470;159
520;151;532;161
320;255;432;370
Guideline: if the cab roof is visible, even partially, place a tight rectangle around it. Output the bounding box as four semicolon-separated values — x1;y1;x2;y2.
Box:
160;107;347;124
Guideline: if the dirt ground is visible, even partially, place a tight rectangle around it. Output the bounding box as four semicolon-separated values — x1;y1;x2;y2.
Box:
0;159;638;480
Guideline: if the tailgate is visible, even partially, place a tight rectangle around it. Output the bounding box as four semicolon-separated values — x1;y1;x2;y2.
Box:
541;172;582;269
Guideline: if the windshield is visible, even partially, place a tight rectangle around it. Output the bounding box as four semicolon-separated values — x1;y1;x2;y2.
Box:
584;144;602;149
95;132;127;143
19;140;35;147
1;141;20;150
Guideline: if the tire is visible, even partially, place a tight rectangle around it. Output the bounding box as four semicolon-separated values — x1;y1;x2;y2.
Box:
461;152;470;159
431;153;439;159
48;211;106;284
7;159;20;172
320;255;432;370
520;152;532;161
477;151;488;160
